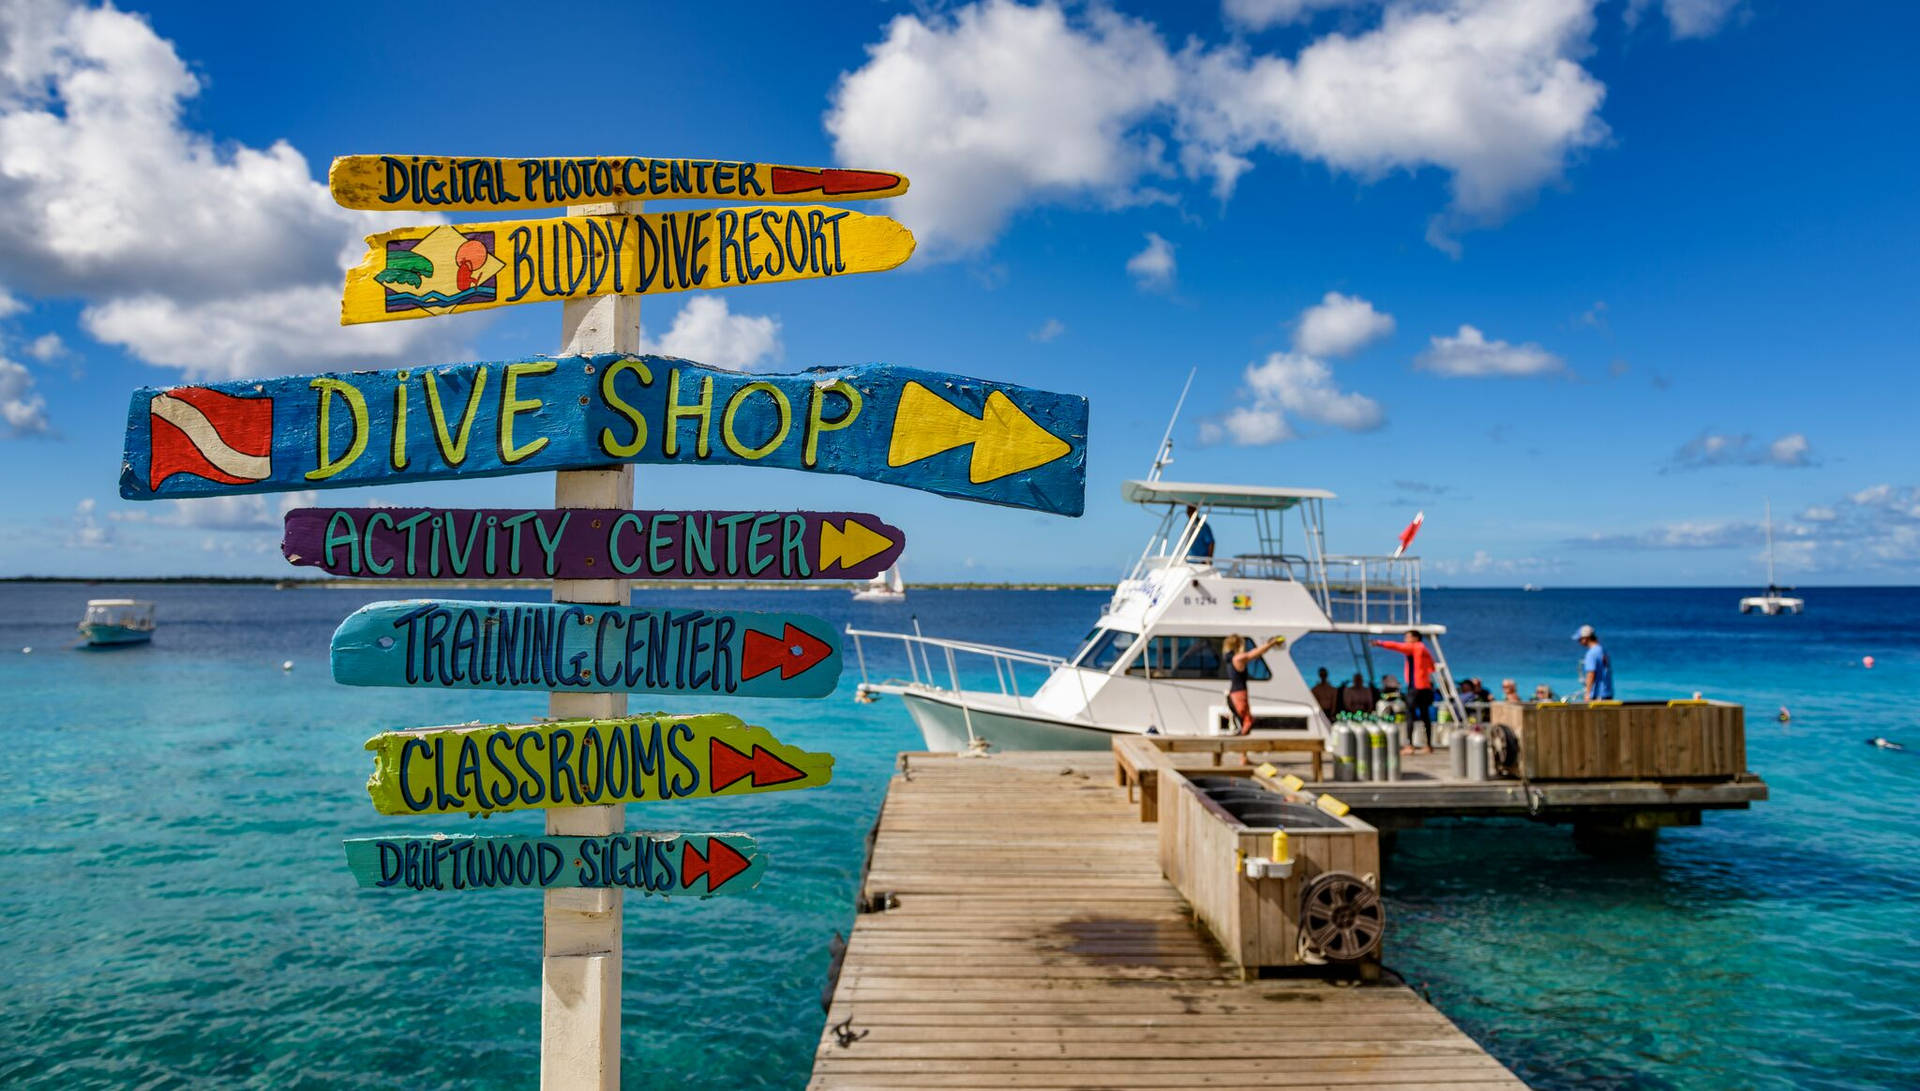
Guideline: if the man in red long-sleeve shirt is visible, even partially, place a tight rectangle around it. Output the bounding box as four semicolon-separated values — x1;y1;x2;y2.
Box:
1374;630;1437;754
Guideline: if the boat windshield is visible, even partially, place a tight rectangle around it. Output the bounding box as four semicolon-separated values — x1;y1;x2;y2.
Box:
1071;628;1136;670
1126;635;1272;680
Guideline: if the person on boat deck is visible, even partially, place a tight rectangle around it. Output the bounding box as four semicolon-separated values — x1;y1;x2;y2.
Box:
1501;678;1522;704
1373;631;1437;754
1574;624;1614;700
1221;634;1282;733
1311;667;1340;718
1184;504;1216;561
1376;677;1407;720
1533;682;1558;702
1340;673;1375;714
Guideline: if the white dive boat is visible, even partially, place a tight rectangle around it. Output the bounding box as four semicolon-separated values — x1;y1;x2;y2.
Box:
852;565;906;603
849;480;1465;752
1739;500;1803;615
78;598;156;646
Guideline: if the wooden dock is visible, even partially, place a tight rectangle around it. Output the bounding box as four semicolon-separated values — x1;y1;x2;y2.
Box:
811;751;1526;1090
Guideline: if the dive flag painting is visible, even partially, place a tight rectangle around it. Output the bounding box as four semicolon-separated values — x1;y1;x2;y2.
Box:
146;386;273;491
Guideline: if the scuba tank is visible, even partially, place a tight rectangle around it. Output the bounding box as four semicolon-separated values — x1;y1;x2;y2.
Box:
1465;729;1489;781
1351;717;1372;781
1331;722;1356;782
1450;727;1469;780
1383;721;1402;781
1367;720;1387;782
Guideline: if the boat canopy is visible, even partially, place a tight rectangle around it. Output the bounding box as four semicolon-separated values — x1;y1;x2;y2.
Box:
1122;480;1336;512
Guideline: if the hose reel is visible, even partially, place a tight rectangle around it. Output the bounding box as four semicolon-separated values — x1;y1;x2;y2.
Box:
1298;870;1384;963
1488;723;1519;778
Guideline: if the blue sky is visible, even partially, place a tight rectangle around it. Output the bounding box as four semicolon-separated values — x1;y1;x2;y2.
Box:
0;0;1914;584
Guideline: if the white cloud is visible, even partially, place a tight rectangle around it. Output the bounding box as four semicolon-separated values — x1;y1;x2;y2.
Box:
1203;348;1383;445
1224;0;1374;31
0;288;22;317
24;331;62;359
1126;232;1177;290
67;496;110;548
1576;483;1920;573
1294;291;1394;356
1177;0;1607;248
1416;324;1562;377
0;1;462;377
1030;317;1067;342
1799;506;1836;523
640;297;782;371
112;489;317;531
825;0;1179;256
827;0;1615;256
1667;430;1814;471
0;354;48;434
1627;0;1740;39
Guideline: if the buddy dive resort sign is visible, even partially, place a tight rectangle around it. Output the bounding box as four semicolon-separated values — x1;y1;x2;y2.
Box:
121;356;1089;516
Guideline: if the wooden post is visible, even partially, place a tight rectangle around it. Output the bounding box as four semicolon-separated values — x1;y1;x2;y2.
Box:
542;199;641;1090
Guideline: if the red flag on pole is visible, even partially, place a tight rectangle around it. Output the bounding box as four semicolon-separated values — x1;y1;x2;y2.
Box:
1393;511;1424;558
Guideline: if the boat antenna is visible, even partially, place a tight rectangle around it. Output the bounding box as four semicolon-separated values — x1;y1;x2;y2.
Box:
1148;368;1197;483
1764;497;1775;591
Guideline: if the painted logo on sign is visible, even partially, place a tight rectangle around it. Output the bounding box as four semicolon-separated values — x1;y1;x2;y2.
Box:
147;386;272;490
376;227;503;315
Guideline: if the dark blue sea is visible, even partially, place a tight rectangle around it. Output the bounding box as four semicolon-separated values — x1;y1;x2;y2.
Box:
1;583;1915;1089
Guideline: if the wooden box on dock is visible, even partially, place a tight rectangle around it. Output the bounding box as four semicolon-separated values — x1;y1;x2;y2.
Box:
1156;769;1380;975
1487;700;1745;781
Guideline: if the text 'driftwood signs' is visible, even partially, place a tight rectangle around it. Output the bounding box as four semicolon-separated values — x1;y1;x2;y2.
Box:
362;714;833;816
330;600;840;698
343;832;765;895
341;208;913;324
120;356;1088;515
282;508;904;581
329;155;908;212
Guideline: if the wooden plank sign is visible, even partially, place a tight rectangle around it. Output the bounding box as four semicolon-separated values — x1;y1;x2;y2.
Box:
363;714;834;816
330;600;841;698
282;507;904;581
343;832;766;895
120;355;1088;515
341;208;913;324
330;155;908;212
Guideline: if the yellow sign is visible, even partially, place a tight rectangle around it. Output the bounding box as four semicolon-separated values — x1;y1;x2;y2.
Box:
888;383;1072;485
330;155;909;212
341;207;916;325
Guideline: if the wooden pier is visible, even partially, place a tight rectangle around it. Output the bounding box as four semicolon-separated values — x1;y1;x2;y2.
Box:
811;751;1526;1090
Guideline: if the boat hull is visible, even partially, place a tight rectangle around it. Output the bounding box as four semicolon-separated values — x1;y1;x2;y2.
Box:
898;690;1142;752
79;624;153;646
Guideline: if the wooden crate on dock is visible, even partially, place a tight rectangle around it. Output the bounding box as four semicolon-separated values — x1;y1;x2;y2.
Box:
1487;700;1745;780
1156;770;1379;975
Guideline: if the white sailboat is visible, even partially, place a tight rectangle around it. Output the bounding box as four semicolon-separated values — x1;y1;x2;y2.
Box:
852;565;906;603
1739;500;1803;615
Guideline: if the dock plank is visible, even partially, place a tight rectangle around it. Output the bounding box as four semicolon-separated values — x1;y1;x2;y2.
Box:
811;752;1526;1090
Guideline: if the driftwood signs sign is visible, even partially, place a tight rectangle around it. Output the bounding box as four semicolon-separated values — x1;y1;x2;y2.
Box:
330;600;840;698
344;832;765;895
341;208;914;323
362;714;834;816
282;508;904;581
330;155;907;212
120;356;1088;515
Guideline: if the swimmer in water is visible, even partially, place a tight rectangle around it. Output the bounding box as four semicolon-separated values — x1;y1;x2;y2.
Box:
1867;737;1906;750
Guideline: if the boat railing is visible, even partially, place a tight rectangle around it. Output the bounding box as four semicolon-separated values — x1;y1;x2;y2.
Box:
844;627;1095;720
1147;552;1421;627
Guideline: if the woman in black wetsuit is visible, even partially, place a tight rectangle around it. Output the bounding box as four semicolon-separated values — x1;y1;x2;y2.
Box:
1221;634;1285;734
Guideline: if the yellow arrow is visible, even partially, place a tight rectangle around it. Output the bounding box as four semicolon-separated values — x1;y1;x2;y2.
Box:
819;519;894;571
887;382;1072;484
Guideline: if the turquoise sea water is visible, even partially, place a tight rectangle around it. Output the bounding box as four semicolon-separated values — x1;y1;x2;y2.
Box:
1;583;1915;1089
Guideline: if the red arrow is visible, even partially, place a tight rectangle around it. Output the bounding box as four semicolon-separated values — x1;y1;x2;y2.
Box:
710;736;808;791
681;837;752;893
769;166;902;197
742;623;832;681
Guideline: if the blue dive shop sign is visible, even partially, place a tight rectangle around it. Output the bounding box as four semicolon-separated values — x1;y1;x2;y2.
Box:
120;355;1089;515
330;599;841;698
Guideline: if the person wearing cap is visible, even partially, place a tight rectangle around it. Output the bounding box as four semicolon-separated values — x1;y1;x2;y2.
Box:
1574;624;1614;700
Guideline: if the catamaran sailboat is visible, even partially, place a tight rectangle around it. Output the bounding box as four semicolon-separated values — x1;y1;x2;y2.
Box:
852;565;906;603
848;480;1465;752
1739;500;1803;615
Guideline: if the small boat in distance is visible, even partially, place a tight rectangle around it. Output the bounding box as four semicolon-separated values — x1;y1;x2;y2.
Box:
1739;500;1803;615
852;565;906;603
78;598;156;646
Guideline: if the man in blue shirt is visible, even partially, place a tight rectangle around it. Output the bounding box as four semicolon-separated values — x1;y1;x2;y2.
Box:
1184;504;1215;561
1574;624;1613;700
